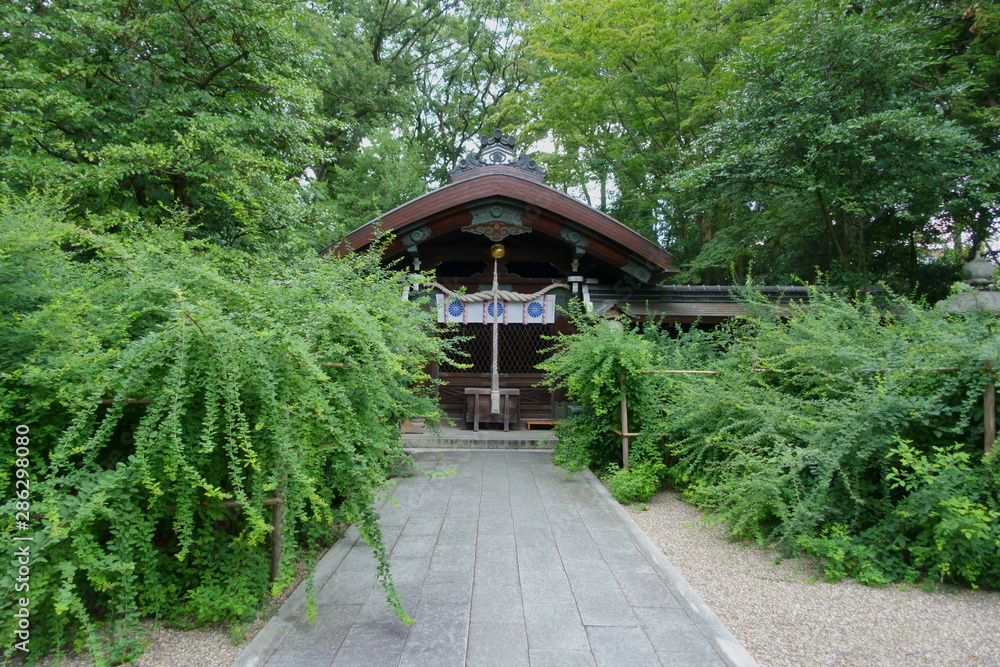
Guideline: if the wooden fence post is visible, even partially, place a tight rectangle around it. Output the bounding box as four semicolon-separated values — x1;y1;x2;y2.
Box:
620;370;629;471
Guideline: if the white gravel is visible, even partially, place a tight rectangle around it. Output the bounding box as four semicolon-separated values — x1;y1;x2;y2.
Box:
22;547;325;667
23;616;255;667
626;489;1000;667
134;621;245;667
130;622;246;667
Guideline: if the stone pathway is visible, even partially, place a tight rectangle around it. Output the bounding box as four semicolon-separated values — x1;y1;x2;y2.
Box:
231;451;756;667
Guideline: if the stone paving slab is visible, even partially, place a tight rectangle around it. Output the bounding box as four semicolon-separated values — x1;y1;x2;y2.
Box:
231;451;757;667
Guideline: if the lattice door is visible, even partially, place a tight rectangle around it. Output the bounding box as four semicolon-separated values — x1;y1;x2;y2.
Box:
439;323;555;374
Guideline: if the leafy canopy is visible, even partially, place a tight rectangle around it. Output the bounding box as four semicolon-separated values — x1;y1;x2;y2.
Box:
0;0;326;244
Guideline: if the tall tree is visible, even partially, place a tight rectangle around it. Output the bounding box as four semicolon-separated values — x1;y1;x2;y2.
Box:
411;0;534;178
301;0;454;177
520;0;997;295
303;0;534;226
520;0;773;247
926;0;1000;261
676;0;984;291
0;0;325;245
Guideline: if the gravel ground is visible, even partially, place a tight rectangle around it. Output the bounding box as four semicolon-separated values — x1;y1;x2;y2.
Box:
17;620;244;667
21;607;265;667
20;547;327;667
626;489;1000;667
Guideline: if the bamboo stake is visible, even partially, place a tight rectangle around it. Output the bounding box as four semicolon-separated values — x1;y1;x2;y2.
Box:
856;367;960;373
251;498;281;507
635;370;719;375
750;366;959;374
163;497;281;512
620;370;629;471
271;472;287;583
612;429;670;438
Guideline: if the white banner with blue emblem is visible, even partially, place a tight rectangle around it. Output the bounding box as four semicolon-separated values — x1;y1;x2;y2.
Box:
437;294;556;325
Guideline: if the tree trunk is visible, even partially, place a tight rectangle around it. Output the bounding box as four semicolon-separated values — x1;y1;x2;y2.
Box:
816;191;845;260
172;173;189;208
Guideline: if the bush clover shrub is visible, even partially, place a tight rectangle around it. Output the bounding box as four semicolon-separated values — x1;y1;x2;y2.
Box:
603;460;667;504
0;199;446;662
543;288;1000;588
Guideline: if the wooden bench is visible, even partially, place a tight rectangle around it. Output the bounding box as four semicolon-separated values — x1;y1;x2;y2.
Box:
464;388;520;432
526;420;558;430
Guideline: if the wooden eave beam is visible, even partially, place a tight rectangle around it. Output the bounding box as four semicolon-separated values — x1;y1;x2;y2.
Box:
320;172;674;283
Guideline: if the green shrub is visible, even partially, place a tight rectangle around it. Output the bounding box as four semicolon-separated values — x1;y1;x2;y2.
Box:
544;288;1000;588
542;303;665;474
603;461;667;504
0;199;445;662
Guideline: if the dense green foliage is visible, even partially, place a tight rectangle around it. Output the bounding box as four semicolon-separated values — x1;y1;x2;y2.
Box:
11;0;987;293
0;0;328;244
2;3;514;661
544;293;1000;588
0;195;445;661
520;0;1000;297
302;0;534;229
538;304;666;474
0;0;535;245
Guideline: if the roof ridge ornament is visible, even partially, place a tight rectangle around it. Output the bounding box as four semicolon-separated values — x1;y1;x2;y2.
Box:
448;128;546;182
481;128;517;152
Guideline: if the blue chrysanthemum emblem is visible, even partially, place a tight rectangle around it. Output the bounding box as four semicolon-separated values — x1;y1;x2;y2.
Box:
447;301;465;317
487;302;505;317
527;301;544;318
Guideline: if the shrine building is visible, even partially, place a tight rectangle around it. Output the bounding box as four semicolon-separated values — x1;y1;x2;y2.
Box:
321;130;804;428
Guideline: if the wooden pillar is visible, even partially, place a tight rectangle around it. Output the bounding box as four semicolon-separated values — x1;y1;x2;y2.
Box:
620;370;629;471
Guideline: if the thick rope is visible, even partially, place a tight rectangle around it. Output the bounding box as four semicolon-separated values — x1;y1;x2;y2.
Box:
425;275;569;416
425;280;569;303
491;258;500;413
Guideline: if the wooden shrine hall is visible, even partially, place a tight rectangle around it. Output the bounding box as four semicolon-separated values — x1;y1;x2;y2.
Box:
321;130;806;429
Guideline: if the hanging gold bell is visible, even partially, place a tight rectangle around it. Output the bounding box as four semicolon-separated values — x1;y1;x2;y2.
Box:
490;243;506;259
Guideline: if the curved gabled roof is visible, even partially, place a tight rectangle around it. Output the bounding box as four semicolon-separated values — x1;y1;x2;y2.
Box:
320;165;675;284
